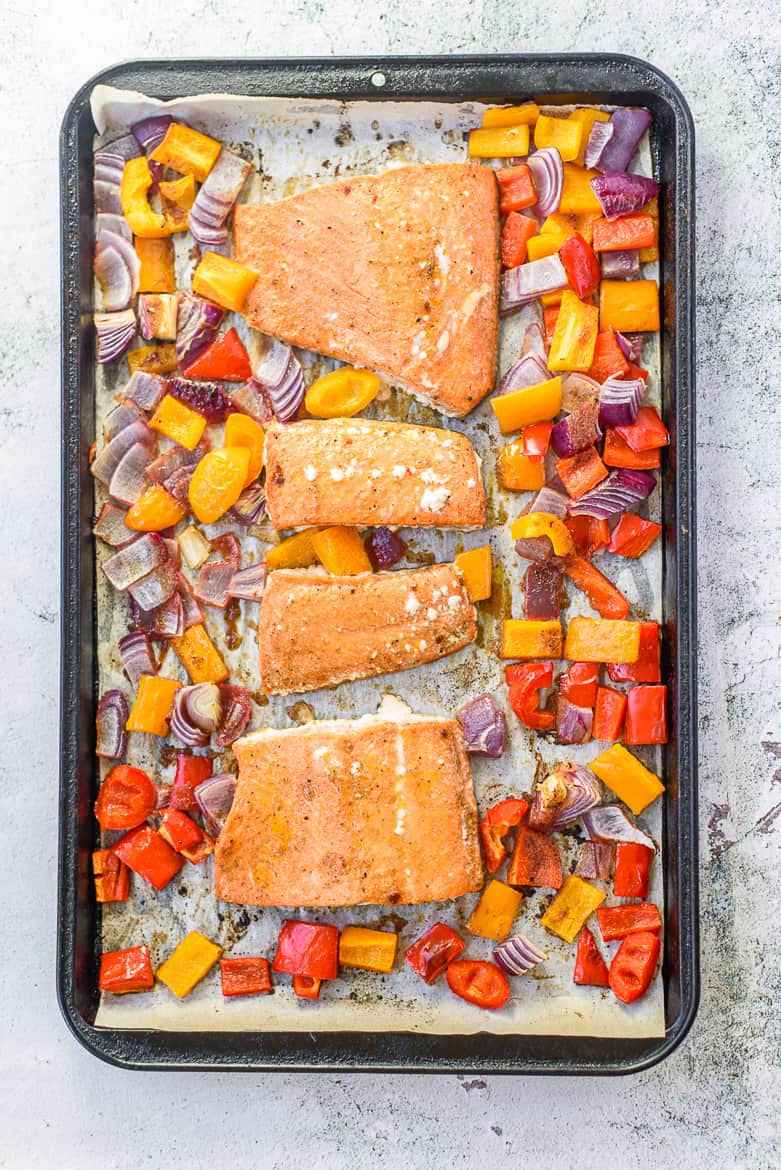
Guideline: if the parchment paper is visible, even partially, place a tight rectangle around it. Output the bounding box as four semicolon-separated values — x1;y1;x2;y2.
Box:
90;85;664;1037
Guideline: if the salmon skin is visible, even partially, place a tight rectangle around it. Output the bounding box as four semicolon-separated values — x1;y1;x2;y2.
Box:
215;707;483;907
259;563;477;695
264;417;486;530
233;163;499;417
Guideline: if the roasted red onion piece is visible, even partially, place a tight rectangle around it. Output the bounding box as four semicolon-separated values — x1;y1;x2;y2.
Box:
568;468;656;519
178;575;205;629
582;804;656;851
195;558;235;609
555;697;593;746
551;763;602;826
96;690;129;759
91;418;153;485
96;212;131;241
227;562;268;601
523;561;564;620
583;120;614;170
189;149;252;250
118;629;157;688
93;502;134;547
123;370;166;412
131;115;174;153
102;533;169;591
501;254;568;315
194;774;237;836
561;372;603;412
521;319;549;360
364;527;407;570
109;441;157;506
550;397;602;458
127;560;179;610
527;147;563;216
148;589;185;639
616;332;644;364
456;694;507;758
528;770;569;831
175;293;224;367
94;309;137;364
94;181;122;215
230;379;272;424
103;401;142;441
575;840;615;880
527;485;569;519
163;464;196;504
590;172;659;219
166;376;232;422
598;377;646;428
95;230;140;312
586;108;652;174
216;686;252;748
170;683;222;746
230;482;267;524
600;250;640;279
210;533;241;567
497;351;550;395
493;934;547;977
252;338;306;422
146;440;209;485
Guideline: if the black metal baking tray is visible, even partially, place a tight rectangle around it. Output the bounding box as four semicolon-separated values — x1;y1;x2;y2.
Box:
59;54;698;1074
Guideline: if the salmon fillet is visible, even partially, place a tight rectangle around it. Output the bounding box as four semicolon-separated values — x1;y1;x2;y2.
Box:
259;563;476;694
264;417;486;529
233;163;499;417
214;705;483;907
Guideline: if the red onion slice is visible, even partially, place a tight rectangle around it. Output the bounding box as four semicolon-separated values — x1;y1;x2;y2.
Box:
551;763;602;826
497;351;550;395
176;293;225;367
583;804;656;851
584;120;615;170
93;502;134;547
102;534;169;591
568;468;656;518
96;213;132;241
216;686;252;748
118;630;157;688
189;149;252;249
501;254;568;315
94;310;137;364
163;464;196;504
95;133;141;166
131;115;174;153
96;690;129;759
230;482;267;524
194;774;237;837
527;147;564;216
590;172;659;219
456;694;507;758
103;401;143;441
91;418;153;485
165;376;232;422
555;697;593;745
493;934;547;977
94;181;122;215
178;575;205;629
593;108;653;174
364;527;407;570
598;376;646;428
521;320;549;361
95;233;139;312
575;840;615;880
210;533;241;567
528;769;569;831
127;560;179;610
252;338;306;422
148;589;185;639
146;440;209;485
527;485;569;518
523;561;564;620
170;683;222;746
109;441;157;506
230;379;272;424
123;370;166;412
227;562;268;601
561;372;603;412
617;332;644;364
195;559;235;609
550;398;602;458
600;250;640;279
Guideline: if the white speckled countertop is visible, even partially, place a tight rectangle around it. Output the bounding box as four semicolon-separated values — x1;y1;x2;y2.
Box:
1;1;779;1167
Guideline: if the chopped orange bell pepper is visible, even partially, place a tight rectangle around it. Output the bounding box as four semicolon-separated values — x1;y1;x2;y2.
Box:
501;619;563;660
150;123;222;184
188;447;251;524
157;930;223;998
534;114;582;161
510;512;574;556
127;344;178;376
540;875;606;943
159;173;196;232
135;236;176;293
547;290;599;372
338;926;398;973
568;107;610;167
311;526;373;575
496;165;537;214
224;413;265;486
555;446;609;498
120;157;171;239
639;195;660;262
498;440;546;491
588;329;630;382
541;210;597;247
126;674;181;736
305;367;381;418
599;279;660;333
501;211;538;268
171;624;229;684
559;163;603;216
150;394;207;451
592;214;655;252
468;124;530;158
563;616;641;663
491;376;563;434
455;546;492;602
192;252;258;313
564;556;630;619
482;103;540;127
590;743;665;815
467;879;523;942
125;484;187;532
266;530;320;570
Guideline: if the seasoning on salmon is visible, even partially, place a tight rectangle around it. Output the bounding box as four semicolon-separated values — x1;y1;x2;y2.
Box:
214;702;483;907
233;163;500;417
264;418;486;530
259;563;477;694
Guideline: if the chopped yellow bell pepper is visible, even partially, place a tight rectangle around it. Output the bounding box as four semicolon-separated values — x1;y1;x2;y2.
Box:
468;124;530;158
510;512;574;556
639;195;659;263
491;376;562;435
590;744;665;815
188;447;251;525
600;279;660;333
266;530;320;570
150;394;207;450
125;484;186;532
120;157;171;239
305;367;381;418
541;210;597;247
338;926;398;973
526;233;562;263
482;103;540;127
563;616;641;663
171;624;229;684
501;620;563;660
548;290;599;373
192;252;258;313
135;237;176;293
559;163;603;216
157;931;223;998
467;879;523;942
159;174;196;233
150;123;222;184
311;526;373;575
224;413;265;486
126;675;181;737
127;344;178;376
568;107;611;167
533;114;583;162
455;546;492;602
498;441;546;492
540;875;606;943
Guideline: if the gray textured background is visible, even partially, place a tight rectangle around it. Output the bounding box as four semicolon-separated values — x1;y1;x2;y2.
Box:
1;1;779;1167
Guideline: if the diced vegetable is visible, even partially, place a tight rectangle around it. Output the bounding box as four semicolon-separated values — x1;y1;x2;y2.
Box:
613;843;654;899
590;172;659;220
113;824;184;890
403;922;466;984
157;930;223;997
125;484;186;532
609;931;660;1004
569;108;610;166
467;879;523;941
589;744;665;815
120;157;170;238
92;848;130;903
559;163;603;215
94;764;157;830
455;546;492;602
171;624;229;684
501;211;537;267
220;957;273;997
224;413;265;486
446;960;510;1009
99;945;154;994
624;685;668;744
177;524;212;570
506;661;555;731
468;124;530;158
616;406;669;452
95;310;137;363
501;256;569;314
510;511;574;555
194;774;237;837
159;173;196;232
170;753;212;812
564;556;630;619
540;875;606;943
251;338;306;423
547;291;599;372
556;447;609;499
559;661;599;707
585;107;651;174
501;619;563;660
150;395;207;450
592;214;655;252
573;927;609;987
493;933;547;977
457;693;507;757
565;515;610;557
507;823;563;890
582;804;656;851
189;148;253;248
497;441;546;491
479;797;529;872
159;808;214;864
188;447;251;524
272;921;339;980
555;695;593;745
311;526;373;575
292;974;322;999
609;513;661;558
496;164;537;214
364;527;407;570
305;367;381;418
558;232;601;299
192;252;258;312
166;376;232;422
603;428;661;470
135;236;176;292
150;123;222;183
592;686;627;740
534;114;582;161
550;397;602;458
138;293;179;340
599;279;660;333
338;926;398;974
597;902;662;942
563;617;640;663
95;689;129;759
575;840;615;881
182;327;252;382
606;621;661;683
266;530;320;571
125;675;181;736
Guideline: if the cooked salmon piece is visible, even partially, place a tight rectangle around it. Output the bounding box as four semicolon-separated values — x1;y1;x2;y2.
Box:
259;562;477;694
264;417;486;530
214;702;483;907
233;163;499;417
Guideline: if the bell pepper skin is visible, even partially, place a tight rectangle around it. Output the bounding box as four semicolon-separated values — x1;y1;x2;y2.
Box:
224;413;265;486
498;441;546;491
305;367;381;418
468;124;530;158
592;214;655;253
159;174;196;232
573;926;609;987
603;428;661;470
404;922;466;984
559;232;601;298
483;103;540;128
158;809;214;864
157;931;223;998
522;421;553;458
506;662;555;732
220;956;273;997
507;823;563;890
338;926;398;974
292;974;322;999
533;114;583;162
564;556;630;620
273;921;339;980
150;395;207;450
496;165;537;214
609;930;661;1004
501;211;538;267
446;960;510;1010
559;661;599;707
193;252;258;313
547;291;599;373
609;513;662;558
94;764;157;831
92;848;130;903
616;406;670;452
135;237;176;293
600;279;660;333
455;546;492;602
467;879;523;942
150;123;222;183
125;484;186;532
565;515;610;558
99;945;155;994
502;619;563;660
587;329;630;382
559;164;603;216
590;743;665;815
607;621;661;684
266;530;320;571
624;685;668;745
182;328;252;382
126;675;181;737
188;447;251;524
540;875;606;944
613;843;654;899
170;624;229;684
510;511;574;556
311;526;373;575
127;344;178;376
555;447;609;499
113;824;184;890
491;376;563;434
597;902;662;942
592;686;627;741
563;617;640;664
170;753;212;812
569;107;610;166
120;157;171;238
479;796;530;872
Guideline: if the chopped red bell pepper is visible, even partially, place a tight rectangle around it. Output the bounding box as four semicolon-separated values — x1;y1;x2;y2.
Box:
597;902;662;942
621;361;649;382
445;960;510;1010
573;926;609;987
506;662;555;732
113;824;184;890
522;420;553;458
169;753;212;812
404;922;466;983
479;796;530;872
92;848;130;903
496;164;537;214
565;515;610;558
272;920;339;980
507;822;563;889
555;446;609;499
559;231;601;298
613;843;654;899
609;513;662;558
616;406;669;452
592;685;627;741
592;214;655;252
220;956;273;997
99;944;154;994
607;621;661;683
603;428;661;469
609;930;661;1003
501;211;537;268
292;974;321;1000
94;764;157;831
180;327;251;382
559;661;599;707
158;808;215;863
624;685;668;744
588;329;629;382
564;555;630;619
